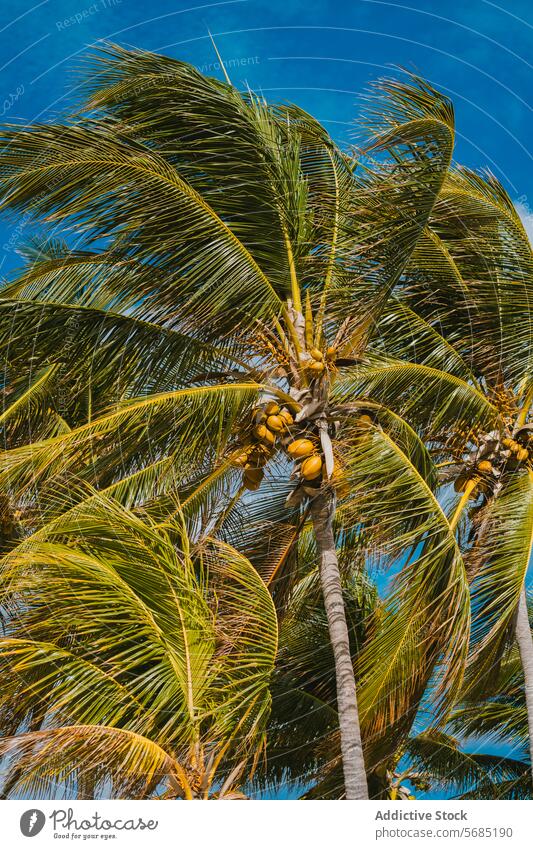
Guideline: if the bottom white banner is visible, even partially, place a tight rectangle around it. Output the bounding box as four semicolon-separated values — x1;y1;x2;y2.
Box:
1;799;530;848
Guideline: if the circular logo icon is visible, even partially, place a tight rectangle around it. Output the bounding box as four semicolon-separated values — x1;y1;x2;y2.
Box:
20;809;46;837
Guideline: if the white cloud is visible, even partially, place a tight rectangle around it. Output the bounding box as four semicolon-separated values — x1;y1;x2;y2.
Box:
515;200;533;244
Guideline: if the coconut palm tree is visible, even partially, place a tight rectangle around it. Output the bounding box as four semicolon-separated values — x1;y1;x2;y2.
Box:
0;46;472;797
0;495;277;798
337;166;533;772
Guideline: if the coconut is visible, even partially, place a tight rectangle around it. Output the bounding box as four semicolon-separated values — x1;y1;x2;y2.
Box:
266;414;285;433
309;347;324;361
517;447;529;462
253;424;268;441
243;466;264;483
287;438;316;459
264;401;280;415
234;452;249;467
301;455;323;480
253;424;273;443
279;409;294;426
477;460;493;473
307;361;325;374
331;466;349;498
326;346;337;360
357;414;373;429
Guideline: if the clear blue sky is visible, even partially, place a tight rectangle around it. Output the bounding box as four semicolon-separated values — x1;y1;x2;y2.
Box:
0;0;531;273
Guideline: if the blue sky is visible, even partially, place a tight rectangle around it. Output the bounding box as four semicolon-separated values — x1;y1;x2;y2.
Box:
0;0;531;269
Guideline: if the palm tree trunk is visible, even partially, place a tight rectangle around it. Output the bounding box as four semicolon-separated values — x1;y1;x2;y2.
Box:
310;491;369;799
516;585;533;770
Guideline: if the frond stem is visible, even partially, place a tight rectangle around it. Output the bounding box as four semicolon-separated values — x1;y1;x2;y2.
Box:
450;478;479;531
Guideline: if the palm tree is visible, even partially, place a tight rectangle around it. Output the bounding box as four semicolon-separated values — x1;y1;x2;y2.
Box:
339;166;533;771
0;46;471;797
0;495;277;798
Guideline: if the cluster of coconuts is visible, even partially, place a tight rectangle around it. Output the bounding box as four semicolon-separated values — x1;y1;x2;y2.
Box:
232;346;347;495
300;346;337;377
454;461;493;495
233;401;294;490
501;436;529;463
454;430;531;496
233;401;331;493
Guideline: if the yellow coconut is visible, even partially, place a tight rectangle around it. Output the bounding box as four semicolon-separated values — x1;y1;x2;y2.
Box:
301;455;323;480
287;438;316;459
326;346;337;360
253;424;268;441
357;414;373;429
309;347;324;361
477;460;493;473
263;429;275;447
331;466;349;498
279;409;294;427
266;414;285;433
502;437;515;449
252;425;275;447
517;447;529;462
308;361;325;374
233;452;250;467
264;401;280;415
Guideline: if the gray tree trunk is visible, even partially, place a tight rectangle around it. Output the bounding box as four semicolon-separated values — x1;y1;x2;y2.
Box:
310;491;369;800
516;586;533;771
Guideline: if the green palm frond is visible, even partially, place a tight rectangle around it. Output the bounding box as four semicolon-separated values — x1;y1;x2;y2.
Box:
0;382;261;507
405;731;530;799
0;495;277;798
0;364;66;445
335;356;498;435
0;725;180;800
0;122;284;337
339;424;470;754
328;74;456;342
450;648;528;750
0;294;249;402
376;298;479;383
467;473;533;689
430;167;533;385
